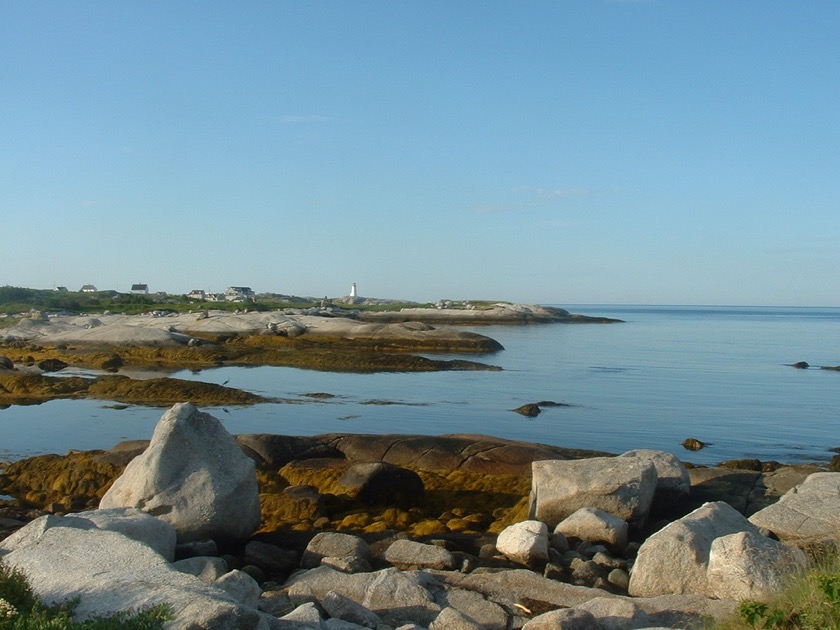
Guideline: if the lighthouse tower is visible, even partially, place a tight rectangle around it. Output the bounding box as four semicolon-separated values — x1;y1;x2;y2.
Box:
350;282;357;298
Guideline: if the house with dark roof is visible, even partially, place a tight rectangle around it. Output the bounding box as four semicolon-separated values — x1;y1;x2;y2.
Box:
131;283;149;295
80;284;97;293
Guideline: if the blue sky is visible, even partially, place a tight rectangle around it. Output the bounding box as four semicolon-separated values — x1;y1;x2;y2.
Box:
2;2;838;306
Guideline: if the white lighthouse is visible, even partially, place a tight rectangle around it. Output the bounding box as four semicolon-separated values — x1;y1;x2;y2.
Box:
350;282;357;298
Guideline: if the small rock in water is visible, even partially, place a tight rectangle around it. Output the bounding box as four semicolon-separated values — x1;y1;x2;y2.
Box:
790;361;809;369
536;400;573;407
513;403;541;417
38;358;68;372
682;438;708;451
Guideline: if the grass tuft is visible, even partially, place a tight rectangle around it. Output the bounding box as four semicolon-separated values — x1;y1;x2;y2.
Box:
710;548;840;630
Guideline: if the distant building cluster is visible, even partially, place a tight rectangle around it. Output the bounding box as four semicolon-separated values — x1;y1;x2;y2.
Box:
55;283;259;304
54;283;357;303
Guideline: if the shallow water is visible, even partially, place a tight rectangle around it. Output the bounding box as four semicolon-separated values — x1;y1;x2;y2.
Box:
1;305;838;466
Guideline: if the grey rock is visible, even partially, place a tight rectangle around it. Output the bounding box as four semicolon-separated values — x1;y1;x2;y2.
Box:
570;557;608;584
592;551;626;571
749;472;840;543
629;501;762;598
321;556;372;574
302;532;371;571
607;569;630;592
619;449;690;503
554;507;628;553
428;568;614;611
72;507;177;561
522;608;600;629
576;597;650;630
322;590;384;628
496;520;550;568
281;601;324;625
550;531;570;554
0;522;266;629
632;594;738;629
530;457;657;528
707;530;807;602
99;402;261;543
214;569;262;609
260;590;296;616
384;539;457;570
429;606;483;629
435;586;508;630
284;566;440;627
328;433;609;476
172;556;228;583
322;620;369;630
235;434;343;469
246;540;300;576
0;509;177;562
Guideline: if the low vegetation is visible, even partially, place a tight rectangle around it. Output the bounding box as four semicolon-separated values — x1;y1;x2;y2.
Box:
0;560;170;629
0;285;318;316
0;285;491;318
712;550;840;629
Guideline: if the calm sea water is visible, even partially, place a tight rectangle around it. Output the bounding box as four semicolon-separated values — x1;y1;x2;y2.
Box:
2;305;839;466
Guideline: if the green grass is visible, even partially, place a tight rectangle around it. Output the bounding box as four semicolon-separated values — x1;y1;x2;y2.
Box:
710;549;840;629
0;561;170;629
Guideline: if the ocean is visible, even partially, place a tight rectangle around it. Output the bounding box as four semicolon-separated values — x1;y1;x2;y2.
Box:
2;305;839;466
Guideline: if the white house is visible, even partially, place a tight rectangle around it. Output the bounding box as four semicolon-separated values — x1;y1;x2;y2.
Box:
224;286;255;302
80;284;97;293
130;283;149;295
187;289;206;301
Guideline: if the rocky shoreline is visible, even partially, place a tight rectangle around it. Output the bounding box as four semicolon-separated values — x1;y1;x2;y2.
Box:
2;403;838;629
0;303;616;407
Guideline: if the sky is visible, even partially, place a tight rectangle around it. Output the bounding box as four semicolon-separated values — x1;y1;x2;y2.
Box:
2;2;838;306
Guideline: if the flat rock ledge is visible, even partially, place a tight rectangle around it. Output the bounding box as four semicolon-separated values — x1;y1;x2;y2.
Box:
0;405;835;629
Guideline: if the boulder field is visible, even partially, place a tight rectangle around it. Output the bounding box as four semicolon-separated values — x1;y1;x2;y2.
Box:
0;403;837;629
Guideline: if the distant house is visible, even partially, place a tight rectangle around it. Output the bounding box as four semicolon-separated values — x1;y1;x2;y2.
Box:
187;289;206;301
55;286;69;292
131;283;149;295
80;284;97;293
224;286;255;302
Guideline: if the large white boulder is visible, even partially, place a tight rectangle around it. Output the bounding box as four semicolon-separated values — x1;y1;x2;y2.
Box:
707;530;807;602
0;519;270;629
99;402;260;543
495;520;550;568
530;457;657;528
628;501;762;598
749;472;840;544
